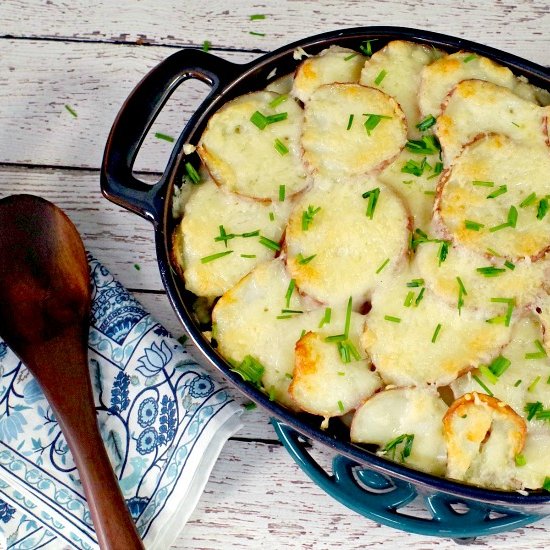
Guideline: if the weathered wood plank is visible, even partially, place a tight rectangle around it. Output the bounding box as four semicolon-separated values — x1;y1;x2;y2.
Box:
0;40;255;170
2;0;549;66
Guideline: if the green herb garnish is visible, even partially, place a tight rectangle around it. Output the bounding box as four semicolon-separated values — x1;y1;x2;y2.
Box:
64;104;77;118
537;198;549;220
490;206;518;232
486;185;508;199
202;40;211;52
416;115;437;131
528;376;542;393
363;113;392;135
431;323;442;343
525;339;547;360
473;374;494;396
520;192;537;208
376;258;390;274
230;355;265;386
359;39;377;57
457;276;467;313
463;54;477;63
405;135;441;155
381;434;414;462
476;266;506;277
465;220;484;231
415;287;426;306
297;253;316;265
487;297;515;327
384;315;401;323
407;278;425;288
243;402;257;411
250;14;266;20
338;400;345;413
525;401;543;420
438;241;449;266
258;236;281;251
279;184;286;201
249;31;265;36
185;162;201;184
319;307;332;328
374;69;387;85
404;291;415;307
250;111;288;129
515;454;526;467
401;157;429;177
269;94;288;108
274;138;289;155
200;250;233;263
472;180;494;187
302;205;321;230
504;260;515;270
346;114;354;130
344;53;358;61
285;279;296;308
155;132;174;142
362;187;380;219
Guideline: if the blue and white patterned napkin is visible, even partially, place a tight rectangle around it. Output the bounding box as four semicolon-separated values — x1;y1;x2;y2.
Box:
0;256;242;549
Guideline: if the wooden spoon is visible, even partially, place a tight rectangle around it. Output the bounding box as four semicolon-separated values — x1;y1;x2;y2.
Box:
0;195;144;550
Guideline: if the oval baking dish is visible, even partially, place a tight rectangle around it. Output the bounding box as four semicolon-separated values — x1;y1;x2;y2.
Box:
101;26;550;533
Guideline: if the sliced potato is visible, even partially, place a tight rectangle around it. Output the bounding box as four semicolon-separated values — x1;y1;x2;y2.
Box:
362;267;512;387
212;259;321;408
173;178;291;298
198;91;307;200
290;311;382;423
419;51;548;118
265;72;294;95
514;428;550;490
416;240;550;314
292;46;366;103
435;134;550;260
443;392;526;489
436;79;550;164
360;40;445;138
351;388;448;475
285;176;410;306
301;83;407;176
451;316;550;421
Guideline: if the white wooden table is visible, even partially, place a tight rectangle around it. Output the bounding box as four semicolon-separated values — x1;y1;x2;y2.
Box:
1;1;549;548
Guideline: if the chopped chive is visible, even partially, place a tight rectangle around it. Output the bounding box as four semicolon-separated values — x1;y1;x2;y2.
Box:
258;235;281;251
200;250;233;263
514;379;522;387
274;138;289;155
407;279;425;288
325;334;346;343
401;157;429;177
155;132;175;142
547;375;550;384
344;53;358;61
376;257;390;274
424;190;436;195
472;180;494;187
269;94;288;108
250;14;266;20
359;39;377;57
437;241;449;266
319;307;332;328
302;205;321;230
134;263;141;271
346;114;354;130
344;297;353;338
528;376;542;393
488;355;511;377
202;40;211;52
241;230;260;237
525;401;543;420
405;135;441;155
285;279;296;308
465;220;485;231
338;400;345;413
280;309;303;314
473;374;494;396
520;192;537;208
381;434;414;462
300;329;307;339
402;180;413;185
486;248;500;256
297;253;317;265
374;69;387;85
525;339;547;360
251;111;288;129
243;401;257;410
508;205;518;227
537;198;549;220
463;53;477;63
476;266;506;277
64;104;77;117
269;212;275;221
337;339;361;364
431;323;442;343
504;260;515;270
404;291;415;307
285;373;293;380
457;276;467;313
362;187;381;219
249;31;266;36
229;355;265;386
214;225;235;247
486;185;508;199
185;162;201;184
427;161;443;179
240;254;256;258
268;386;276;401
512;121;520;127
416;115;437;131
515;454;526;467
337;371;345;376
488;297;515;326
384;315;401;323
415;287;426;306
363;113;392;135
279;184;286;202
479;365;499;384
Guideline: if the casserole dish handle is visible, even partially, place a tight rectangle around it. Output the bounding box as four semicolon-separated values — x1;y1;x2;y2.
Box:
271;419;541;539
101;49;239;225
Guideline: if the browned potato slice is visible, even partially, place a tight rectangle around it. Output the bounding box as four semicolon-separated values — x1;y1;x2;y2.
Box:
289;313;382;425
292;46;366;103
443;392;526;489
351;388;448;475
436;80;550;164
419;51;549;118
285;176;410;306
435;134;550;260
362;267;512;387
301;83;407;176
198;91;307;200
360;40;445;138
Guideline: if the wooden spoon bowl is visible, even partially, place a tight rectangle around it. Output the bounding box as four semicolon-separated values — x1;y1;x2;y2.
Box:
0;194;144;549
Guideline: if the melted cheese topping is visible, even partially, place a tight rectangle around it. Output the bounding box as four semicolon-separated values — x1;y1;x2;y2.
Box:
436;79;550;164
292;46;366;103
290;311;382;422
419;51;547;117
265;73;294;95
175;178;291;298
362;267;512;386
198;91;307;200
443;392;526;489
285;176;409;306
301;83;407;176
351;388;448;475
360;40;445;138
436;134;550;260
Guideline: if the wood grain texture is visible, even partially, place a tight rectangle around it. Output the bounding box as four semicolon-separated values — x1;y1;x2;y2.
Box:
2;1;550;548
1;1;549;65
